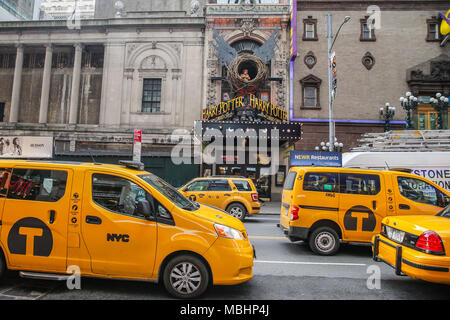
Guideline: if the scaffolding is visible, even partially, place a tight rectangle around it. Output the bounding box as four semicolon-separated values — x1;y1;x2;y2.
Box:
351;130;450;152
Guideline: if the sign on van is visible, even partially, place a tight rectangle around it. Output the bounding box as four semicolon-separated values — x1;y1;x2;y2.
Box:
0;136;53;158
412;168;450;191
290;151;342;167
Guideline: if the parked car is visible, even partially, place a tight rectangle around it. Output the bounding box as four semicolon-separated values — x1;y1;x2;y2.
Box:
179;176;260;221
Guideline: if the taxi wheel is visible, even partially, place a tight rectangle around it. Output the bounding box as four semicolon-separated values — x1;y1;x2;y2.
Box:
309;227;340;256
163;255;210;299
226;203;247;221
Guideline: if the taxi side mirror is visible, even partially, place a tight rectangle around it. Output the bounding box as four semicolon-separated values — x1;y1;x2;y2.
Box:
137;199;153;218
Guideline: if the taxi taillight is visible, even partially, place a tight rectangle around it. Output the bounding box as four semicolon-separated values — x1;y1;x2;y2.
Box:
415;231;445;255
290;206;299;221
251;193;259;201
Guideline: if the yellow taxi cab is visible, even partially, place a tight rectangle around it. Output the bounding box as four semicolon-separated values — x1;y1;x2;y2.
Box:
279;166;450;255
0;160;254;299
372;205;450;284
179;176;260;221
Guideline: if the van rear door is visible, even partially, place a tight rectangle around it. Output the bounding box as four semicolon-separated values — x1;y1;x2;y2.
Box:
280;170;299;229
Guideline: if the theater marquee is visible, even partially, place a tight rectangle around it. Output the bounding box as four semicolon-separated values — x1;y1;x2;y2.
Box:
202;94;289;123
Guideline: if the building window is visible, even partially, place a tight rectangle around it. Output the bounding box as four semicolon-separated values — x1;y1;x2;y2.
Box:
142;78;162;113
360;17;376;41
303;17;318;41
303;87;317;107
300;74;322;109
426;18;441;41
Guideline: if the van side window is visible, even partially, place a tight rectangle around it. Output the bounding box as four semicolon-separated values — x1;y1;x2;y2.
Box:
303;172;338;192
7;169;68;202
209;179;232;191
92;173;149;218
232;180;251;191
339;173;380;195
397;176;439;206
0;168;12;197
184;180;210;192
283;172;297;190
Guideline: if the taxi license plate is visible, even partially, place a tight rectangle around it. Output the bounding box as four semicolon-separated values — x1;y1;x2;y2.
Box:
386;226;405;243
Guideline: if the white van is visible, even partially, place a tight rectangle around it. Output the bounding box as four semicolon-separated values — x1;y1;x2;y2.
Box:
342;152;450;191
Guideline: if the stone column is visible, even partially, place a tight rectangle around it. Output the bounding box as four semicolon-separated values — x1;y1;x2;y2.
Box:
69;43;83;125
9;44;24;123
39;44;53;124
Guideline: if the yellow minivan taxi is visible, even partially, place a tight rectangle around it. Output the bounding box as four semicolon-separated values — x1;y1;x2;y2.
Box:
0;160;254;299
279;167;450;255
373;205;450;284
179;176;260;221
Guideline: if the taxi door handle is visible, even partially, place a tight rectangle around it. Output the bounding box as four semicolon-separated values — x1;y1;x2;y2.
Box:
372;201;377;210
399;204;410;210
49;210;56;224
224;194;231;197
86;216;102;225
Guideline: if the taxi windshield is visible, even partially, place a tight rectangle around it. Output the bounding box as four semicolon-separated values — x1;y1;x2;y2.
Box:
139;174;198;211
436;205;450;218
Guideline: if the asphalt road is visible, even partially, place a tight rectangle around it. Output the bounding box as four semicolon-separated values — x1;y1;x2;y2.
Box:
0;214;449;300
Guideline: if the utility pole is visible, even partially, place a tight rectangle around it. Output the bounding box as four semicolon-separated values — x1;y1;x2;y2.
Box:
326;13;334;152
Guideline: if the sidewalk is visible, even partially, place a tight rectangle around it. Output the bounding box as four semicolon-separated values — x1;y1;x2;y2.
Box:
259;201;281;215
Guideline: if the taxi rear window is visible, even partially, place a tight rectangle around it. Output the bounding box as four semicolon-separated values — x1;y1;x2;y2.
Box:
283;171;297;191
232;180;252;191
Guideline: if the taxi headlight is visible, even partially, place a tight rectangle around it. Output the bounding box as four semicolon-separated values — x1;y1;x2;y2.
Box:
214;224;245;240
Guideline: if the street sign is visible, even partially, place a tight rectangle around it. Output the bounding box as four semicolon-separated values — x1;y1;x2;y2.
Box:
289;151;342;167
133;129;142;162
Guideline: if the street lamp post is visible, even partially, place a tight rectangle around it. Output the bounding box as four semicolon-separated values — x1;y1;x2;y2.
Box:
379;103;396;132
430;93;449;130
326;14;350;152
399;92;418;129
315;138;344;152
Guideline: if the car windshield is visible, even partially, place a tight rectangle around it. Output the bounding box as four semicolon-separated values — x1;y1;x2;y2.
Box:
436;205;450;218
139;174;199;211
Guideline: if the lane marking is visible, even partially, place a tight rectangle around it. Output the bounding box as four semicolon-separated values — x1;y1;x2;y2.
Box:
249;235;287;240
254;260;367;267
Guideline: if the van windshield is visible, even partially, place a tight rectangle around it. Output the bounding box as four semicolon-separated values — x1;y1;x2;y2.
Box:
139;174;198;211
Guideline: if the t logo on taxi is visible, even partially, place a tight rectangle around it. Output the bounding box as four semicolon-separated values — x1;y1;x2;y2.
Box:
344;205;376;232
7;217;53;256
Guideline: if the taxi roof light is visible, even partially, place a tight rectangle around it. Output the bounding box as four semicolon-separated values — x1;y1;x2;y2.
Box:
119;160;145;171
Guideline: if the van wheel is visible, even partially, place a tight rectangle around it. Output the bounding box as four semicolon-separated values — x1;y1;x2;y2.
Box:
163;255;209;299
0;252;6;281
226;203;246;221
309;227;340;256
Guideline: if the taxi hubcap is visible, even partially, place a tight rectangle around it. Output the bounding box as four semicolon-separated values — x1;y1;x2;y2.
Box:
229;207;244;218
170;262;201;294
315;232;335;252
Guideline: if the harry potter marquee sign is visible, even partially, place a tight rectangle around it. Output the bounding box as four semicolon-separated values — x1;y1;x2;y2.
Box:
202;94;288;123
